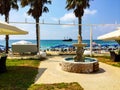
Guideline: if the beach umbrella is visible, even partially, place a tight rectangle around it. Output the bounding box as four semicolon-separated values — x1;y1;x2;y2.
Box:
100;44;110;47
97;28;120;40
0;45;4;47
58;44;68;48
0;21;28;53
51;44;68;49
110;44;119;47
68;45;75;48
12;40;32;45
0;21;28;35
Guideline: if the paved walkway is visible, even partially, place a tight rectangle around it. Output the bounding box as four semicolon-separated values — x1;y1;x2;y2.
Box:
35;55;120;90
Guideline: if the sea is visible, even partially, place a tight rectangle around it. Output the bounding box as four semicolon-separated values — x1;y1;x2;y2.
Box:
0;39;119;50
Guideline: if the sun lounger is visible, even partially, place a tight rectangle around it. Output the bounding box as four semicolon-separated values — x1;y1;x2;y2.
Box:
0;55;7;73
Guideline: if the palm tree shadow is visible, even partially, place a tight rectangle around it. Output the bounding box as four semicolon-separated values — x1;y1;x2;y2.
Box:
0;66;38;89
90;68;106;74
80;68;105;74
35;68;47;82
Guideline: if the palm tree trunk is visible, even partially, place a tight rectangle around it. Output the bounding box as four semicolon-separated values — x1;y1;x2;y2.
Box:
5;13;9;53
78;17;82;43
36;18;40;52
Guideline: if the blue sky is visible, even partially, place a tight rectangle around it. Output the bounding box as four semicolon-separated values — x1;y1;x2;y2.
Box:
0;0;120;40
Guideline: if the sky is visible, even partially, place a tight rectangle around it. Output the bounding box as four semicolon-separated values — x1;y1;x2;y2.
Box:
0;0;120;40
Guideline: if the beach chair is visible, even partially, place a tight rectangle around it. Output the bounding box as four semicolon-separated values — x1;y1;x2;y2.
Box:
109;51;120;62
0;55;7;73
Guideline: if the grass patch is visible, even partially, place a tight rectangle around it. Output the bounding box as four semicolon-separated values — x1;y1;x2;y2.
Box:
0;59;84;90
28;82;83;90
0;59;40;90
92;56;120;67
0;58;84;90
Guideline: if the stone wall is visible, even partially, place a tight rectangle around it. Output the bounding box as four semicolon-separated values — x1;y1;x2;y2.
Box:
60;60;99;73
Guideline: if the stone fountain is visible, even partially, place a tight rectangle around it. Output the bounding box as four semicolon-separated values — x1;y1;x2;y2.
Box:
60;35;99;73
73;35;86;62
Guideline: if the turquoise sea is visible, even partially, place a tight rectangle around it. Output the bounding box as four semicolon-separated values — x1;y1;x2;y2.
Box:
0;40;119;50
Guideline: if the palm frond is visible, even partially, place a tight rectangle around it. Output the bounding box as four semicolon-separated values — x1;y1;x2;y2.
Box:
43;6;49;13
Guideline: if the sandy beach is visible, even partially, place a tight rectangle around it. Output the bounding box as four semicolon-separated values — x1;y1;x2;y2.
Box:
35;55;120;90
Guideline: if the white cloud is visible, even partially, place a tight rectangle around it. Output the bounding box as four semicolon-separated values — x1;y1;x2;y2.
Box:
84;9;97;15
60;12;76;21
60;9;97;22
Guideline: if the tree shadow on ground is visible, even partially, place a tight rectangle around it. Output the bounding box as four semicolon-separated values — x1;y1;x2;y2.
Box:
0;66;38;90
88;68;106;74
35;68;47;82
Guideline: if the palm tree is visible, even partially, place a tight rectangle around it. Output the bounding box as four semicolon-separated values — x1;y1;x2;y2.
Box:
20;0;51;52
0;0;19;53
66;0;91;61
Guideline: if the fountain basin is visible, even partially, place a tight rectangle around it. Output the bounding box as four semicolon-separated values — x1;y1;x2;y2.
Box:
60;57;99;73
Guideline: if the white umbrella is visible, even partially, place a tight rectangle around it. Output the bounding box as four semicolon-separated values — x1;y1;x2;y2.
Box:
12;40;32;45
97;28;120;40
0;21;28;35
0;21;28;53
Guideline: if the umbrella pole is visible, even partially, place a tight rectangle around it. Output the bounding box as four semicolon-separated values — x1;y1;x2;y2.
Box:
5;18;9;54
5;35;9;53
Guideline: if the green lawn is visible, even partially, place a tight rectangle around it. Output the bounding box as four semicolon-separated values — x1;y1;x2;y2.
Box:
0;59;40;90
0;58;83;90
28;82;83;90
93;56;120;67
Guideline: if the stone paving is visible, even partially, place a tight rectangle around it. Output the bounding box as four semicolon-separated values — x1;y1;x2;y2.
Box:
35;56;120;90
